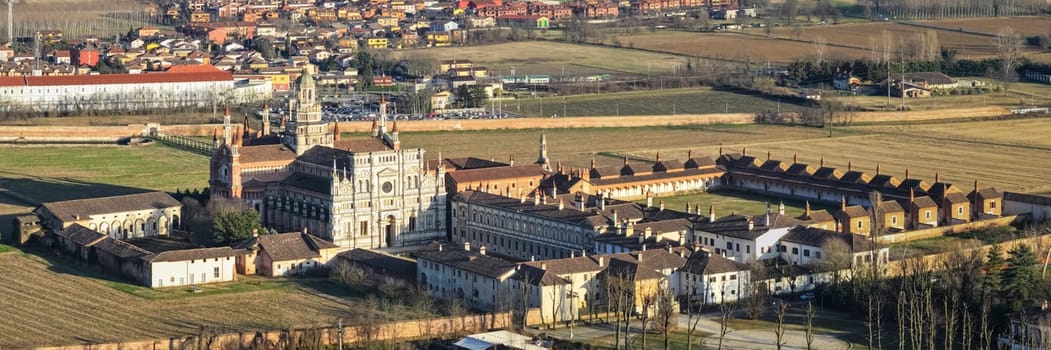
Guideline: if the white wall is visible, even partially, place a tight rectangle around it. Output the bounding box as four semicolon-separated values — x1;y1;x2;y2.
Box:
147;256;236;288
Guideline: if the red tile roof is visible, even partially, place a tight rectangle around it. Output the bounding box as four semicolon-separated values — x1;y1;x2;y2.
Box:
0;65;231;87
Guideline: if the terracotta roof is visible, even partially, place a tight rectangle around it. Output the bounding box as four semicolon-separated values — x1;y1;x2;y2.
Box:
877;200;904;213
94;238;152;259
144;246;240;262
0;68;231;87
448;164;548;183
40;192;181;222
839;205;869;218
417;245;517;279
233;232;338;261
969;187;1002;200
512;264;571;286
684;156;716;169
334;137;390;152
57;224;107;247
238;144;297;163
337;248;416;279
782;226;876;252
679;250;746;275
910;196;939;209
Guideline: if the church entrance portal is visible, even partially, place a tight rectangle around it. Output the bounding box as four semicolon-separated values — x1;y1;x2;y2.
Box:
385;215;396;247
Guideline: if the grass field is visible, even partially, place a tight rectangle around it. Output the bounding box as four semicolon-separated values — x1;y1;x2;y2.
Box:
508;87;815;118
392;41;689;76
0;250;365;347
0;144;209;209
399;124;840;167
606;18;1047;64
827;78;1051;111
646;190;838;218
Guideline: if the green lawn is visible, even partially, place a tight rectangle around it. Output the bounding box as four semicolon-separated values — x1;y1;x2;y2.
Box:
508;87;815;117
628;330;714;350
0;144;209;205
0;244;14;254
644;189;837;218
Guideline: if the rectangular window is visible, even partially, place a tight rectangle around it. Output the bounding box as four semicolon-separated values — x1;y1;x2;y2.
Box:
857;220;863;228
804;249;810;257
726;242;732;250
214;267;220;278
746;245;751;254
990;201;997;209
816;251;822;259
925;210;931;219
792;247;798;255
730;275;737;280
958;206;964;215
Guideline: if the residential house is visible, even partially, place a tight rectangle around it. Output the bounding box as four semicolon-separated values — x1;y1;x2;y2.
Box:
678;248;748;304
417;243;518;312
143;247;240;288
233;231;341;276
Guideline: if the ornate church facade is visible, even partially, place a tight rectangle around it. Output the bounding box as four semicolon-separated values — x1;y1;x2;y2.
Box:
209;67;446;249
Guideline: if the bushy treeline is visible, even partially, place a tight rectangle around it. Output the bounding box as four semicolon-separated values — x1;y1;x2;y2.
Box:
783;56;1031;85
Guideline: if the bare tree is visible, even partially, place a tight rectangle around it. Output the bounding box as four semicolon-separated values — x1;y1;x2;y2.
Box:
997;28;1023;96
774;301;789;350
686;292;704;350
744;262;770;320
814;36;828;65
718;298;736;350
652;284;678;350
805;301;816;350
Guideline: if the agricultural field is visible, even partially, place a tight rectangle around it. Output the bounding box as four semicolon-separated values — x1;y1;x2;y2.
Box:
628;129;1051;194
641;190;837;218
0;144;209;209
825;78;1051;111
609;18;1046;64
855;116;1051;149
0;249;363;347
610;31;871;64
399;124;841;167
392;41;689;76
2;0;160;39
914;16;1051;37
508;87;816;118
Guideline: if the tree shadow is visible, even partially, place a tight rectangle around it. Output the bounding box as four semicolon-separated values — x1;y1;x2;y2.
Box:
0;176;155;208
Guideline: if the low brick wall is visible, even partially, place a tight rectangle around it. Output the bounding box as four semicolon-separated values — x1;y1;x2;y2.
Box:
886;233;1051;277
34;309;544;350
877;215;1021;244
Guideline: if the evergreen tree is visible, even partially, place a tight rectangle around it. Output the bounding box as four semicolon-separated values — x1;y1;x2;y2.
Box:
212;208;265;245
983;243;1005;297
1002;244;1041;312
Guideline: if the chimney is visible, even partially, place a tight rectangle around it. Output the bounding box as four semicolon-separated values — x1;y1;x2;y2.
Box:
793;153;798;163
742;147;747;156
905;168;911;179
935;172;941;183
541;262;547;270
709;205;716;223
804;201;812;217
531;255;535;261
464;242;471;251
252;229;259;237
688;149;693;160
509;155;514;166
667;245;673;253
479;245;486;255
659;200;665;211
820;157;825;167
599;195;606;210
719;145;724;155
841;196;847;211
612;209;618;225
598;256;605;267
641;244;646;252
646;191;653;208
625;222;635;237
767;151;771;161
570;251;575;258
558;199;565;210
302;226;308;234
534;192;541;206
678;231;686;245
848;161;852;171
876;164;881;175
655;152;661;164
686;202;692;213
438;244;444;251
748;219;754;231
581;249;587;257
779;201;785;215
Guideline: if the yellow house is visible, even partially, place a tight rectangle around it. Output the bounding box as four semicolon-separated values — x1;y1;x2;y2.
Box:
431;90;451;110
426;31;451;47
376;16;399;27
366;37;389;49
233;232;341;277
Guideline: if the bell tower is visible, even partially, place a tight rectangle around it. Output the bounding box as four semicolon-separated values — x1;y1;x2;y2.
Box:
287;65;333;155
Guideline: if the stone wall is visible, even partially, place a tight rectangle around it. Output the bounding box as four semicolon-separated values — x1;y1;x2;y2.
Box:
877;215;1022;244
34;309;544;350
885;234;1051;277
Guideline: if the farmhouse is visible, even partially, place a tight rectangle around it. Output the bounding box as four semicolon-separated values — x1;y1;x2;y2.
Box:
677;249;749;304
233;231;341;276
143;247;239;288
417;243;518;312
35;192;182;240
